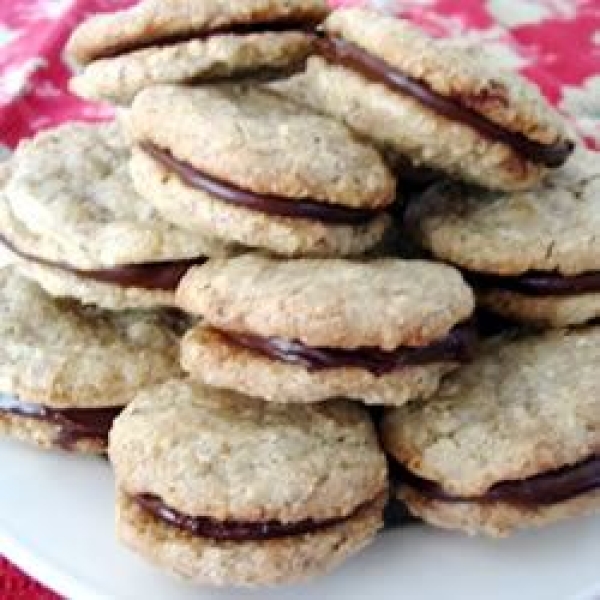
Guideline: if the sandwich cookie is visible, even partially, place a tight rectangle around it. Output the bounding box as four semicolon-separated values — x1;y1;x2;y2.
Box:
177;254;475;406
408;147;600;327
128;84;395;257
0;122;231;310
66;0;329;105
382;328;600;537
270;8;574;191
110;380;387;585
0;268;183;453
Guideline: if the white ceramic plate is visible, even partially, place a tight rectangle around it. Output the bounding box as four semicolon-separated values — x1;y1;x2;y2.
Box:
1;437;600;600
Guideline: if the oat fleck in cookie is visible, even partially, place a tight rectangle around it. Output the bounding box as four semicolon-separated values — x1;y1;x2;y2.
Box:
0;122;232;310
381;328;600;537
128;84;395;257
270;8;573;191
408;146;600;327
177;254;475;406
0;268;184;454
66;0;329;104
110;380;387;585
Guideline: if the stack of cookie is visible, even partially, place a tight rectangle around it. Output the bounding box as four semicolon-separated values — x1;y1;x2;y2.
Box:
0;121;213;454
1;0;598;589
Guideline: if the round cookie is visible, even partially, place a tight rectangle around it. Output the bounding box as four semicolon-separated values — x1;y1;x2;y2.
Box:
408;146;600;327
128;84;394;257
110;380;387;585
0;121;231;310
177;254;475;406
67;0;329;105
0;268;185;453
381;328;600;537
270;8;573;191
66;0;328;104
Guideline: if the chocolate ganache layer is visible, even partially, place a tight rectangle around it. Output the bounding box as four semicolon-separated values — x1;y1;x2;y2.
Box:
135;493;377;541
0;395;121;449
314;36;574;168
216;322;475;376
93;17;325;61
0;234;204;291
141;143;384;225
392;456;600;507
468;270;600;297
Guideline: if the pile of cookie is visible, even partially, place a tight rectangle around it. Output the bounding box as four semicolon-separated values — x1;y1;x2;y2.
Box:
1;0;598;588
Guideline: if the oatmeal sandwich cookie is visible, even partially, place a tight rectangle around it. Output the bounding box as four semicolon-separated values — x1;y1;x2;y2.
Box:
408;147;600;327
110;380;387;585
0;122;231;310
382;328;600;537
177;254;475;406
66;0;329;105
0;268;183;454
271;8;573;191
128;84;395;257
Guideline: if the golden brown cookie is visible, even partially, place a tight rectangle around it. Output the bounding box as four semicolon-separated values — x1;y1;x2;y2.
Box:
381;328;600;536
67;0;329;104
270;8;573;191
177;254;475;406
110;380;387;585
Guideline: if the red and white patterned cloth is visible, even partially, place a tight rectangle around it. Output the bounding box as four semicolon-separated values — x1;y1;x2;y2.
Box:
0;0;599;598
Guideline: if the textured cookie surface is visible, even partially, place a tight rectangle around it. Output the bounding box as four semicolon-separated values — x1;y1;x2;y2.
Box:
67;0;328;65
382;328;600;496
129;84;395;208
0;268;183;408
478;289;600;328
4;122;229;269
0;183;180;310
117;490;383;586
0;409;107;454
409;146;600;276
177;255;474;350
271;9;571;190
181;325;457;406
110;379;387;522
400;487;600;538
70;33;315;105
324;9;566;145
130;147;390;257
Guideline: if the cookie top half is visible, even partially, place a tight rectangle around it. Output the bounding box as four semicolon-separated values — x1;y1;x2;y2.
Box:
409;146;600;276
110;379;387;522
382;328;600;496
2;121;229;269
129;84;395;209
0;268;183;408
67;0;328;65
177;254;474;350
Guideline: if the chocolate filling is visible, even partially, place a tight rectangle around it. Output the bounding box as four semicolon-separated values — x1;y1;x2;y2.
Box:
216;322;475;377
0;234;204;291
468;270;600;297
315;36;574;168
141;143;383;225
135;493;374;541
0;395;120;450
93;17;324;61
392;455;600;507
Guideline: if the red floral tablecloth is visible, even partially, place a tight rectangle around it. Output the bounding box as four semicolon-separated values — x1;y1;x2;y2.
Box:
0;0;599;598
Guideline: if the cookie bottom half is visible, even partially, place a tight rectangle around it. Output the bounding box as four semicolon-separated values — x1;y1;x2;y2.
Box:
0;411;108;454
181;326;459;406
399;487;600;538
117;491;385;586
479;289;600;328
